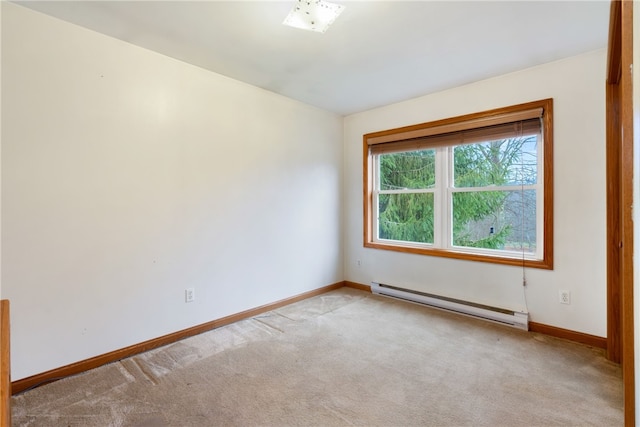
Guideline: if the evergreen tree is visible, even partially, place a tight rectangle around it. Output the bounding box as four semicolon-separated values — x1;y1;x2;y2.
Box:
378;150;435;243
378;138;534;249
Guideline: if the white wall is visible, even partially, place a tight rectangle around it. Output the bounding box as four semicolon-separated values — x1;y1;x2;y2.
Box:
0;1;612;382
344;49;607;336
1;3;343;380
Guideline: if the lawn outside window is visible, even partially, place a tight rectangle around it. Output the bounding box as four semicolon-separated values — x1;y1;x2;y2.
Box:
363;99;553;269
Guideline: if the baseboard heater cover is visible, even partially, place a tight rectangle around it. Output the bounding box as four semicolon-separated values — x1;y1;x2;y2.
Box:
371;282;529;331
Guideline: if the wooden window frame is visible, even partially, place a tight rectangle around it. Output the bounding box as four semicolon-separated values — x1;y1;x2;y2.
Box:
363;99;554;269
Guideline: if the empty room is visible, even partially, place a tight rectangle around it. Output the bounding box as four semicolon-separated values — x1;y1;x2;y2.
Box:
1;0;639;425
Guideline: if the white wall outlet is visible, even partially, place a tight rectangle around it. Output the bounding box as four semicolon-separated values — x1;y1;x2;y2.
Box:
559;290;571;305
357;259;362;268
185;288;195;303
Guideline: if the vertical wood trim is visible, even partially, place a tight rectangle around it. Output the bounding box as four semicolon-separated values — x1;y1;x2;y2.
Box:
606;1;633;423
607;0;623;361
542;99;554;270
0;301;11;427
607;80;622;363
620;1;634;424
608;1;622;83
363;138;372;248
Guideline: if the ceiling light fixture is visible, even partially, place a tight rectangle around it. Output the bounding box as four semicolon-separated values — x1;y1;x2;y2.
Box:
283;0;345;34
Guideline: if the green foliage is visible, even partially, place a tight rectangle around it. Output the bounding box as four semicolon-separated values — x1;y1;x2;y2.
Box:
379;150;435;190
378;139;530;249
452;191;510;249
379;193;434;243
453;224;511;249
452;140;525;249
454;143;507;187
378;151;435;243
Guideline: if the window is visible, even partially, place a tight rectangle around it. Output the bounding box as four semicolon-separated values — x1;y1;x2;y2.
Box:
363;99;553;269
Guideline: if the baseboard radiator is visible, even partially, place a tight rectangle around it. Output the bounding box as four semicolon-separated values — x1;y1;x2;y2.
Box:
371;282;529;331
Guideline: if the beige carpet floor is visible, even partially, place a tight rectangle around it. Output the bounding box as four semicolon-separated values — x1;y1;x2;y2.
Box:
12;288;622;426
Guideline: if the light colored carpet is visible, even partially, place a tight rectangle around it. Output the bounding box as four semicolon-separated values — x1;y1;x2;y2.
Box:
12;288;622;426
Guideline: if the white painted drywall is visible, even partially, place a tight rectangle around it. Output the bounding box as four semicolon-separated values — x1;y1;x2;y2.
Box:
344;49;607;336
2;3;343;380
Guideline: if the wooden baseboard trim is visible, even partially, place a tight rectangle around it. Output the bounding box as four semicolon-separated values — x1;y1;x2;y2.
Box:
343;281;607;350
528;322;607;349
343;281;371;292
1;300;11;427
11;281;345;395
11;282;609;395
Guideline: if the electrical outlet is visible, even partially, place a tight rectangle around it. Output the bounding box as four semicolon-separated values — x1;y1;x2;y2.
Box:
559;290;571;305
357;259;362;268
185;288;195;303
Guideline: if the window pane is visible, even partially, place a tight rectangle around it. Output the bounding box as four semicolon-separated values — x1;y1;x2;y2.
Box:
452;190;536;253
378;193;434;244
453;136;538;188
379;150;435;190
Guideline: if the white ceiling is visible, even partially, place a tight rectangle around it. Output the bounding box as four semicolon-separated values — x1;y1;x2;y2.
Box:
14;1;609;116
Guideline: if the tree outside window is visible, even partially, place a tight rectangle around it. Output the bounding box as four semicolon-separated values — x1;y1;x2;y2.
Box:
364;99;553;269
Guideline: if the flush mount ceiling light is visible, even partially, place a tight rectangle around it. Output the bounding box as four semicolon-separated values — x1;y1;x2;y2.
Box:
283;0;345;33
